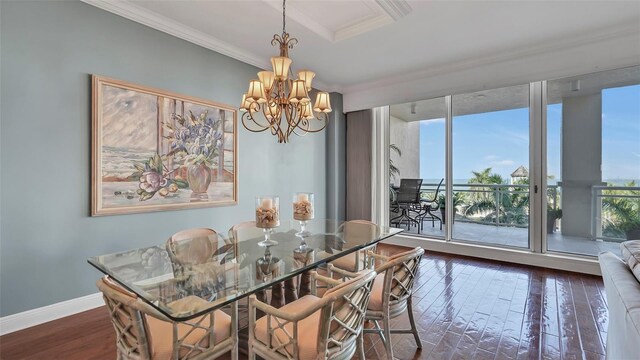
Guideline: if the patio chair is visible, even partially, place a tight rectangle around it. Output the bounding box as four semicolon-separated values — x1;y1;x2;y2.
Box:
415;178;444;231
390;179;423;232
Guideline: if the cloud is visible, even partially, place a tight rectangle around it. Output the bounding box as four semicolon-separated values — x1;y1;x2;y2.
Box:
491;159;516;166
483;155;516;168
500;130;528;144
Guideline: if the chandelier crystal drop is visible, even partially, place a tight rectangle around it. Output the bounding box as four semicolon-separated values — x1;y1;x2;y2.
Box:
239;0;332;143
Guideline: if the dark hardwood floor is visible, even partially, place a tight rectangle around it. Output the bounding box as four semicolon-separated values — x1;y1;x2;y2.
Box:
0;244;608;360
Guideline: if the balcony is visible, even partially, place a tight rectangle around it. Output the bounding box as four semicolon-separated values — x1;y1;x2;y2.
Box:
392;182;640;257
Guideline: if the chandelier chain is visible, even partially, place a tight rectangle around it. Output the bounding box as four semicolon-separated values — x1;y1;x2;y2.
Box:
282;0;286;35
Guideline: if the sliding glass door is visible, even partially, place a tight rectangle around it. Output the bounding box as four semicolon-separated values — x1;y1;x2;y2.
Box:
389;97;447;239
383;65;639;258
451;85;531;249
545;66;640;256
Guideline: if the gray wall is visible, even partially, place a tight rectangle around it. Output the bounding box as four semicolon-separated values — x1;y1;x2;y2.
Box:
0;1;339;316
389;115;420;186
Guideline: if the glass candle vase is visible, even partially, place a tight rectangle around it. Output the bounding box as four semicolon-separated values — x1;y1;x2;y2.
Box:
255;196;280;247
293;192;314;237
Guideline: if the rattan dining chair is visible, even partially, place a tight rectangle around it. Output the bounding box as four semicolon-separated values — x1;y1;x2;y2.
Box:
330;247;424;359
330;220;380;273
248;269;377;360
166;228;221;279
97;275;238;360
227;221;256;265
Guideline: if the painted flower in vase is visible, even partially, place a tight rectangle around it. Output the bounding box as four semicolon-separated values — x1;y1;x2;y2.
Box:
166;110;224;199
132;154;185;201
128;110;223;202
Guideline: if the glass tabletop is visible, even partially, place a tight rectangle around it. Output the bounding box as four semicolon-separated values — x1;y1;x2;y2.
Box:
88;219;402;321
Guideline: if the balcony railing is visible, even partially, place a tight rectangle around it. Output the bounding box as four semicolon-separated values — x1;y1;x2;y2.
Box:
414;182;639;242
417;183;555;228
591;185;640;242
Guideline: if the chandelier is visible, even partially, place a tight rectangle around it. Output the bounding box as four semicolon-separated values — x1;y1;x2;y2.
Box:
239;0;332;143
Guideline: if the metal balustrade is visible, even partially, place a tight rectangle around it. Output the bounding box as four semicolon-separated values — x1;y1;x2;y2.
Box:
405;182;638;242
591;186;640;242
414;183;558;228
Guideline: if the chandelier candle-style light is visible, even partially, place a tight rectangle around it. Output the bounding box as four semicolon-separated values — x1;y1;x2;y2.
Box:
239;0;332;143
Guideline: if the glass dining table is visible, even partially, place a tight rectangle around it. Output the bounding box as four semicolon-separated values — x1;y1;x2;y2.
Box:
88;219;402;322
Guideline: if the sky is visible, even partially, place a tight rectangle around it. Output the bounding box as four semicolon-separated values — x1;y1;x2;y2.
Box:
418;84;640;184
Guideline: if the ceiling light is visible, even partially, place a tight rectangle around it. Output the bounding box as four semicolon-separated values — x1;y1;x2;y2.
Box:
571;79;581;92
240;0;332;143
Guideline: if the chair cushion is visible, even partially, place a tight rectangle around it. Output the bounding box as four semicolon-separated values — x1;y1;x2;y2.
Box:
368;273;386;311
331;252;360;272
621;241;640;283
146;297;231;360
254;295;322;360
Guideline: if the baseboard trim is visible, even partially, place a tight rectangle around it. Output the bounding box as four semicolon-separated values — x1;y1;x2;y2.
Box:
383;234;603;276
0;293;104;336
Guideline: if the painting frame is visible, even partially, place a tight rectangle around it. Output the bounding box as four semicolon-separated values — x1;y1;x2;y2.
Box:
91;75;238;216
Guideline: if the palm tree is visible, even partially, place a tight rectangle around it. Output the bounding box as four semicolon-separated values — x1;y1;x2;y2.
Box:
389;144;402;180
468;168;505;185
464;168;529;226
602;181;640;239
467;168;506;202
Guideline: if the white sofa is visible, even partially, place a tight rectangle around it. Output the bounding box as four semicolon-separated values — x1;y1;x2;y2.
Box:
598;241;640;359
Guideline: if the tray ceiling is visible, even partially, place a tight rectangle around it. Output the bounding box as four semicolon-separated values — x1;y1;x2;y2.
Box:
82;1;640;94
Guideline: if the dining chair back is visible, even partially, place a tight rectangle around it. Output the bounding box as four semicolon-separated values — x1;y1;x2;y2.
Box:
166;228;219;277
248;269;377;360
97;276;238;360
228;221;257;242
98;276;153;359
331;220;379;273
320;269;376;358
376;247;424;310
365;247;425;359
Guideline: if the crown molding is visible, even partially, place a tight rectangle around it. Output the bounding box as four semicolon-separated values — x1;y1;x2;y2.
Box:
334;14;393;42
81;0;270;70
262;0;334;42
343;20;640;96
81;0;339;92
262;0;411;43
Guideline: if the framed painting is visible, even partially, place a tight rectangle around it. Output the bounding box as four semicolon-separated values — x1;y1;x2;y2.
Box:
92;75;238;216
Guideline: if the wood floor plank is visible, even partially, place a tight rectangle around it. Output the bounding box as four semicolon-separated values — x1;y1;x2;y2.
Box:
556;273;585;359
0;245;609;360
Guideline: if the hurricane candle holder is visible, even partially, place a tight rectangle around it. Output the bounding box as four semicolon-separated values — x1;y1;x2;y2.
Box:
255;196;280;247
293;192;314;238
